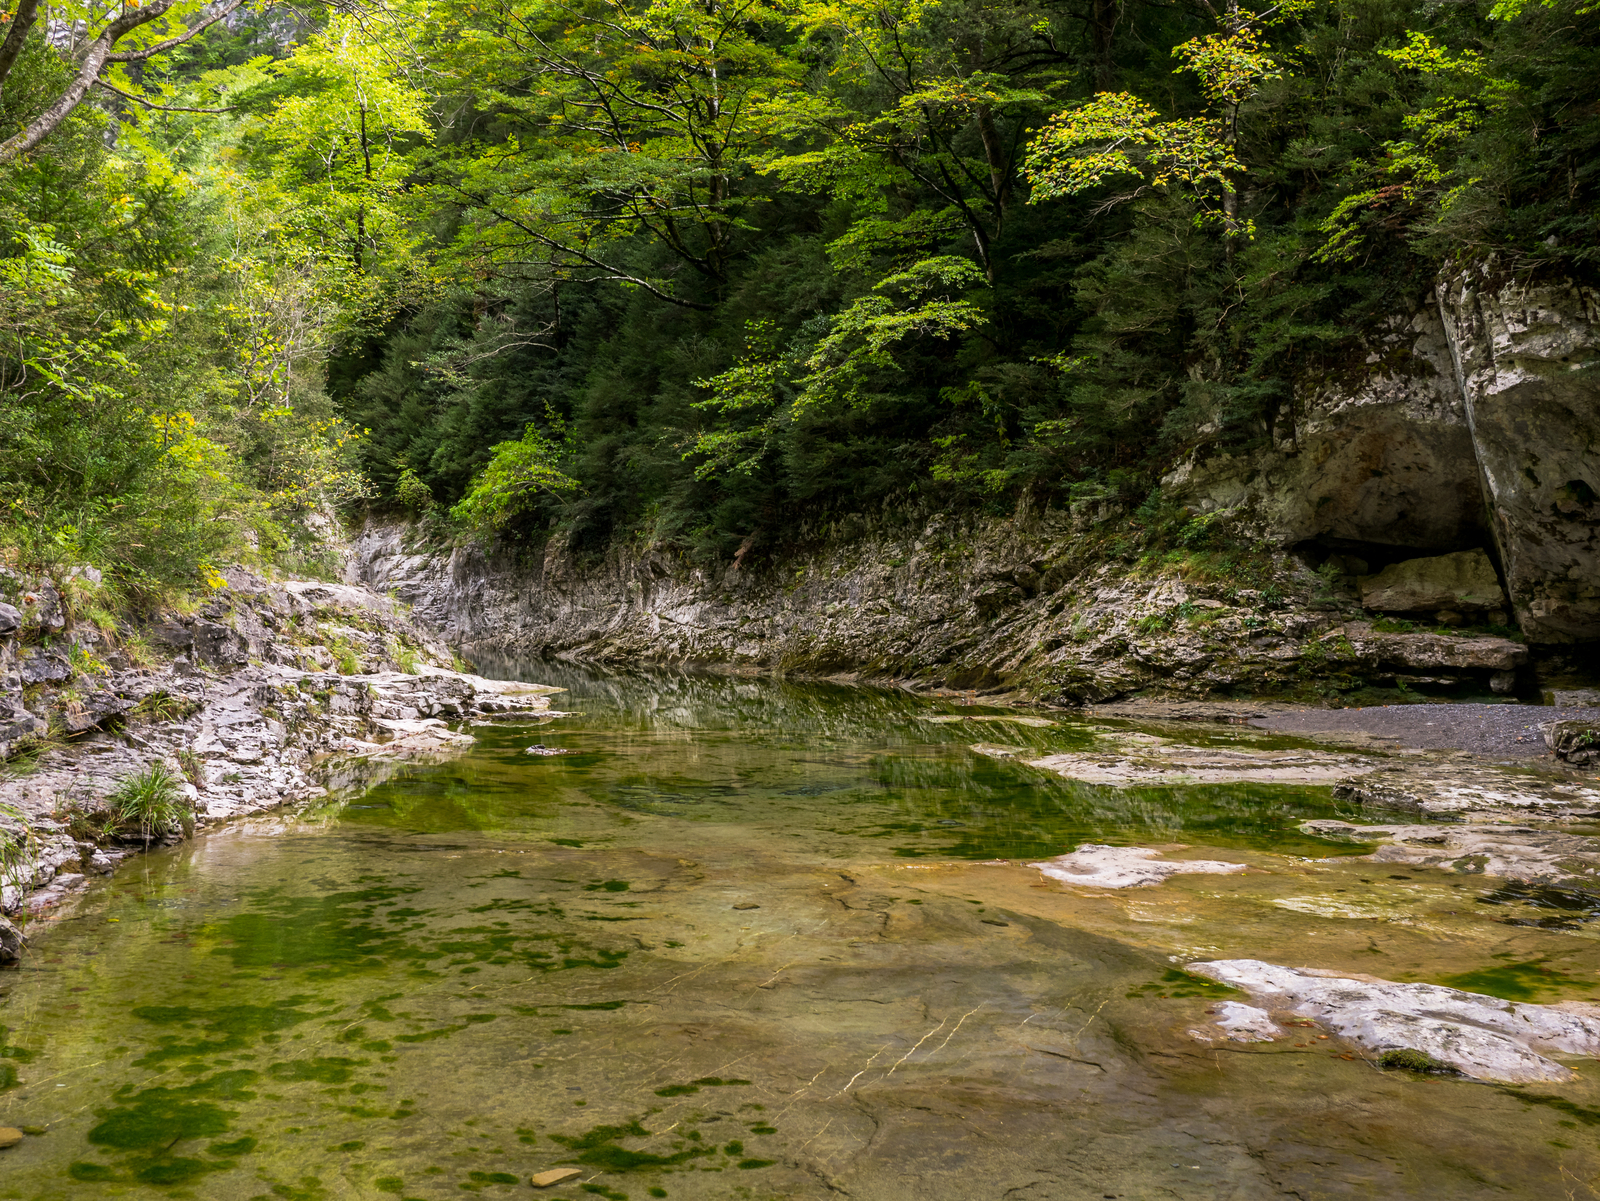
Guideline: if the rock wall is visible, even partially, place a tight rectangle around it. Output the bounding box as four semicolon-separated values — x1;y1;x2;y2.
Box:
1166;268;1600;643
347;513;1531;703
1436;267;1600;642
1164;302;1488;555
0;568;559;943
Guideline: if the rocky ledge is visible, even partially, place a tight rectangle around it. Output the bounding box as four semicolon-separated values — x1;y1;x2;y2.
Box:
0;567;562;959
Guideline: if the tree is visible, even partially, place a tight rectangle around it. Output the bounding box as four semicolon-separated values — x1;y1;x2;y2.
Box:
432;0;803;308
769;0;1072;285
1022;1;1298;242
0;0;247;165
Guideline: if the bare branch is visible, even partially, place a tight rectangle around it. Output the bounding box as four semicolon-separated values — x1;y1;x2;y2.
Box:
0;0;246;164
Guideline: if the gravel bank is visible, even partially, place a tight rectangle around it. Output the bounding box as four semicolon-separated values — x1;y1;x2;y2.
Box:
1252;703;1593;758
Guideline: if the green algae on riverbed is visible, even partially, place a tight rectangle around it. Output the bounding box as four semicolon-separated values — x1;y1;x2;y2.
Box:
4;666;1600;1199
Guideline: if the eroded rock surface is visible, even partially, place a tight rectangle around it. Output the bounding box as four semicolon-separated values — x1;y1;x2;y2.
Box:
1436;268;1600;641
1187;958;1600;1083
1030;844;1247;888
1302;819;1600;884
0;569;565;922
974;727;1379;787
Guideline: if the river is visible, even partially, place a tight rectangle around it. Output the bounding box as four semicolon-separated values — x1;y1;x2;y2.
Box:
2;665;1597;1199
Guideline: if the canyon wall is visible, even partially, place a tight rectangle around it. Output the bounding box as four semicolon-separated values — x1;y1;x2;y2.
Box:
346;268;1596;702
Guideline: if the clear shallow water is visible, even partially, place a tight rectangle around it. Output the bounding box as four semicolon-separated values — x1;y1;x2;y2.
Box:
4;666;1600;1200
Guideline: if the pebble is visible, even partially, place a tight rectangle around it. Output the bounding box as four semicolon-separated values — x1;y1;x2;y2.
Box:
530;1167;582;1187
0;1127;24;1149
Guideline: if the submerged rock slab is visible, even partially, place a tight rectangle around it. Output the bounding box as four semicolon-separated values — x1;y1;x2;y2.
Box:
1030;844;1247;888
1332;761;1600;817
1187;959;1600;1083
1302;818;1600;884
1007;736;1375;788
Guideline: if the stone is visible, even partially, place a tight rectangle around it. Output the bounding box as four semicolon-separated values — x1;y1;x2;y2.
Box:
732;902;761;910
1360;549;1507;613
530;1168;582;1187
1197;1002;1282;1043
192;619;249;668
1029;845;1247;889
1164;304;1487;552
1301;819;1600;884
0;1127;23;1149
18;654;70;685
1489;670;1516;694
1546;720;1600;763
0;603;19;635
998;732;1376;789
1187;959;1600;1084
1550;689;1600;707
0;916;24;963
1360;630;1526;672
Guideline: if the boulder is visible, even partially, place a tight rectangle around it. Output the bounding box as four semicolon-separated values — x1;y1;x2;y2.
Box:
1360;549;1507;613
1545;720;1600;765
0;915;23;962
1360;630;1526;672
1030;844;1247;888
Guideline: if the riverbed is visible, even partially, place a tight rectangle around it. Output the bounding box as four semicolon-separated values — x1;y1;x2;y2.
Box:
3;666;1598;1199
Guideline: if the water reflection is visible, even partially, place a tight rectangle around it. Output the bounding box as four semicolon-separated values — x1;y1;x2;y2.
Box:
0;665;1595;1199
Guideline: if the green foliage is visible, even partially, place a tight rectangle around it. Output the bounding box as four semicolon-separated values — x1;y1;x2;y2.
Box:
106;764;192;844
5;0;1592;578
451;425;580;534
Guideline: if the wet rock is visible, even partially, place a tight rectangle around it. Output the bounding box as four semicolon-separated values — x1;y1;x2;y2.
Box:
524;744;570;756
993;731;1376;788
1302;819;1600;884
1192;1002;1282;1043
1187;958;1600;1084
1331;760;1600;818
530;1168;582;1187
1545;720;1600;765
1359;550;1507;614
1030;845;1247;889
0;916;24;962
0;1127;22;1149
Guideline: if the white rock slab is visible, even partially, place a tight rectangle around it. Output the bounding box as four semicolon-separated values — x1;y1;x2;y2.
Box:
1187;959;1600;1083
1030;844;1247;889
1200;1001;1283;1043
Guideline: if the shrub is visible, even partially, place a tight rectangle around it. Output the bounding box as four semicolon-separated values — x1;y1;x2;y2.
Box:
106;764;191;844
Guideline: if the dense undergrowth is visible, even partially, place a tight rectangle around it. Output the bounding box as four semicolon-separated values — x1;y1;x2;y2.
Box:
0;0;1595;591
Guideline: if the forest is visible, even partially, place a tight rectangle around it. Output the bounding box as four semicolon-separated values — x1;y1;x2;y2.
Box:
0;0;1594;592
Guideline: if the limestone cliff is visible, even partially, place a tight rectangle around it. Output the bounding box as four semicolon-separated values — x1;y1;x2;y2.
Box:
1169;267;1599;643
